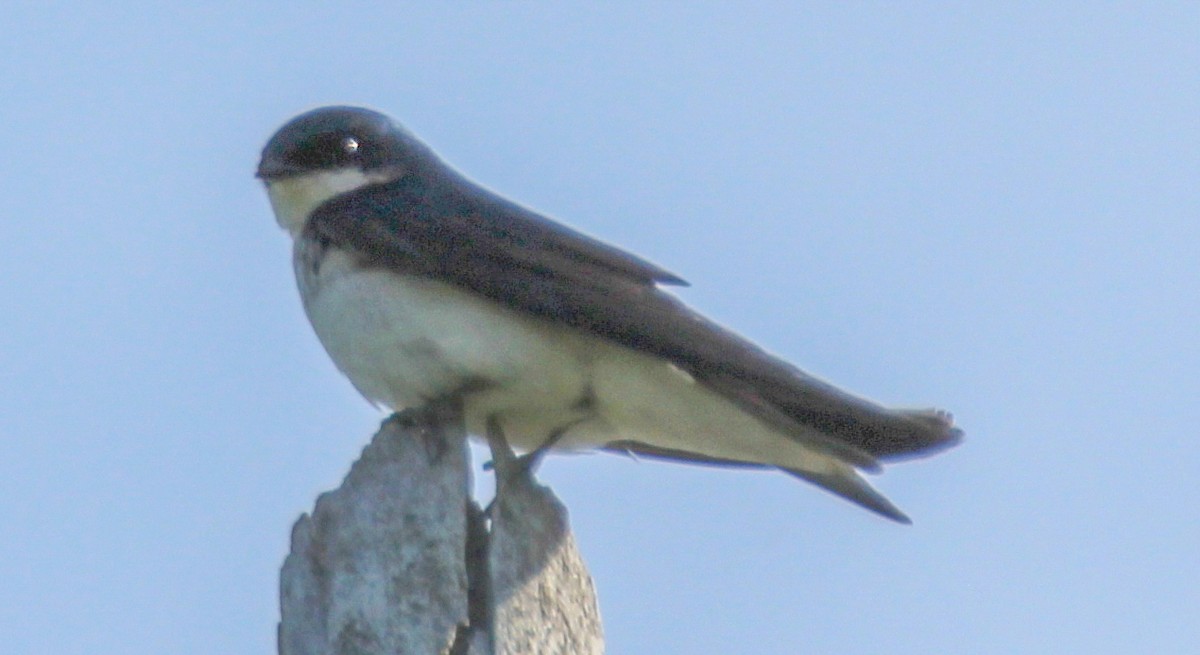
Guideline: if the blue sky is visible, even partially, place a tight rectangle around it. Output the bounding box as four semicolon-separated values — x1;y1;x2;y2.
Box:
2;3;1196;653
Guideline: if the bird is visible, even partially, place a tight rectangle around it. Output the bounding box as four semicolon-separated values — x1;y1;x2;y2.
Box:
256;106;961;523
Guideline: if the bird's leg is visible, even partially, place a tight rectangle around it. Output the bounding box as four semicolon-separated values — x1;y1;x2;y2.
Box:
517;420;582;472
483;416;584;517
484;415;519;481
482;415;517;518
483;417;584;478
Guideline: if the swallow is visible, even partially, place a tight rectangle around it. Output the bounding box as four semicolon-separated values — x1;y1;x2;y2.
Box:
257;106;960;522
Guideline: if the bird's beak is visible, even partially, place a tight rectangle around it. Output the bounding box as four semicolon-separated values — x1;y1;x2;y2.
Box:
256;156;304;181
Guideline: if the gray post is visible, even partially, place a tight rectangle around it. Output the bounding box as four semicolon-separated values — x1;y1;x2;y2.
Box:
278;400;603;654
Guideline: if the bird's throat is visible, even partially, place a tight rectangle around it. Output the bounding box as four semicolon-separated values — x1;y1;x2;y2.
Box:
264;168;387;237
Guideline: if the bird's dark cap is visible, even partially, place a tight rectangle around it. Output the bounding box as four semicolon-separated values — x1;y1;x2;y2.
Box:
257;106;422;180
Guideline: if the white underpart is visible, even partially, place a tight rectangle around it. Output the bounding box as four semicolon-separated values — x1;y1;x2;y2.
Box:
263;169;846;477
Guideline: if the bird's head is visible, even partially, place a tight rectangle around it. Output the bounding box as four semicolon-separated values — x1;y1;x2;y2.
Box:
257;106;420;236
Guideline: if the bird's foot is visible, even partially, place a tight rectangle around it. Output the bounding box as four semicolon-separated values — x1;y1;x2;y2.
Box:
483;417;582;517
483;417;580;480
383;399;465;464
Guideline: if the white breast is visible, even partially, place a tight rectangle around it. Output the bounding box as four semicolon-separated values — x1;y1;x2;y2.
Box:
295;240;600;448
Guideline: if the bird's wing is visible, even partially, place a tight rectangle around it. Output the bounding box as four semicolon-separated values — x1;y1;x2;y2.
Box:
307;174;961;472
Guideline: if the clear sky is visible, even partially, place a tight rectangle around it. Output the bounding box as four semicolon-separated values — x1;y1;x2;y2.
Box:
2;3;1196;653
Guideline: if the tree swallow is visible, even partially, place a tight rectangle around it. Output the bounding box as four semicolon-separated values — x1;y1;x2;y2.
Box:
257;106;960;523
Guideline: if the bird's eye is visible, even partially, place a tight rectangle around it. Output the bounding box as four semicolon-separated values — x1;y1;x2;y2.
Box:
282;132;367;171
